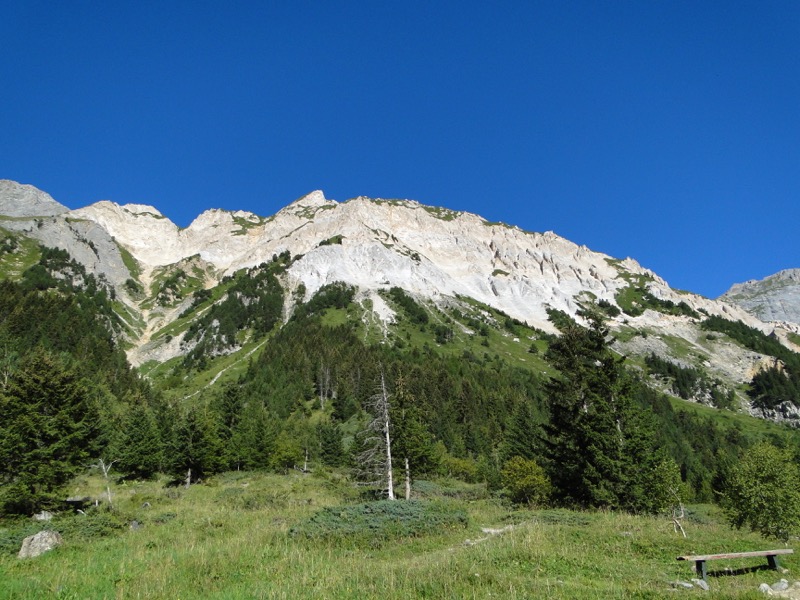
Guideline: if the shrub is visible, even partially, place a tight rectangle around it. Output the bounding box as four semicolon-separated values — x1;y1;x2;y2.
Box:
722;443;800;542
501;456;551;506
290;500;468;542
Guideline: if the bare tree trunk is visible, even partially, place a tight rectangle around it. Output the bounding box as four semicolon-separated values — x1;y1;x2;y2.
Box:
185;468;192;489
318;364;331;410
404;457;411;500
97;459;116;509
379;372;395;500
671;488;687;537
355;367;396;499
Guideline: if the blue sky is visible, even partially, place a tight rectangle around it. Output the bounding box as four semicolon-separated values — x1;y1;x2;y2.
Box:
2;2;798;298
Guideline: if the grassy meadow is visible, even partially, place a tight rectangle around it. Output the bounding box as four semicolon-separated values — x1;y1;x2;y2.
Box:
0;470;792;599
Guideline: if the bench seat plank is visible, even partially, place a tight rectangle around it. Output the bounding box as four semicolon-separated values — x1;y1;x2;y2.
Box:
678;549;793;562
677;549;793;581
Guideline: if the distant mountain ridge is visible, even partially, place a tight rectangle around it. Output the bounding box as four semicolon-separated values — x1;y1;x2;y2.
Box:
0;180;68;217
1;179;798;421
721;269;800;326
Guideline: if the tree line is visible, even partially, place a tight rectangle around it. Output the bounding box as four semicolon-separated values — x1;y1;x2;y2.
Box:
0;246;797;536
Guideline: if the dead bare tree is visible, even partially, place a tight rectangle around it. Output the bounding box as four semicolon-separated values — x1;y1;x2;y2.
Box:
404;457;411;500
355;369;395;500
670;488;687;538
317;363;332;410
96;458;116;509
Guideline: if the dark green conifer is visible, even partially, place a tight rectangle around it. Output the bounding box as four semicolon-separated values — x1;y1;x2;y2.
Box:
542;309;658;511
0;350;99;513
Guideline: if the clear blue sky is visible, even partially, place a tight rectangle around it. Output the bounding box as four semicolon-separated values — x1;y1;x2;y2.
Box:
2;1;798;298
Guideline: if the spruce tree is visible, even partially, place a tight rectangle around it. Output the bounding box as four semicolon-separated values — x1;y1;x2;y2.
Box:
542;310;657;511
230;400;276;470
317;421;345;467
503;401;541;462
0;350;99;513
115;402;163;479
391;374;437;477
169;406;224;484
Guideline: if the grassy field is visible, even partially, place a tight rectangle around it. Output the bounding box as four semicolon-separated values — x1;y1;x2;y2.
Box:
0;470;792;599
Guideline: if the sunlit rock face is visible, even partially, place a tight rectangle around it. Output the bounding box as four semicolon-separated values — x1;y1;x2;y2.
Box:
66;190;759;332
0;180;68;217
0;180;785;403
722;269;800;327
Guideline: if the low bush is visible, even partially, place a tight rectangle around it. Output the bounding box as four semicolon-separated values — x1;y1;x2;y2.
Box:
290;499;467;542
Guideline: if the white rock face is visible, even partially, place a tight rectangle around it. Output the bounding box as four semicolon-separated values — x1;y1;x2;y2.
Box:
722;269;800;326
0;180;68;217
0;181;782;391
66;190;765;335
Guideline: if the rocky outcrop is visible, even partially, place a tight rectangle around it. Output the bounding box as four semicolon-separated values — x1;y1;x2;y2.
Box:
722;270;800;326
0;180;791;411
0;180;68;217
18;530;62;558
0;213;132;290
64;192;764;335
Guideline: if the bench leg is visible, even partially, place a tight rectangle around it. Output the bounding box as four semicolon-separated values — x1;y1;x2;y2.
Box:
695;560;707;581
768;555;780;571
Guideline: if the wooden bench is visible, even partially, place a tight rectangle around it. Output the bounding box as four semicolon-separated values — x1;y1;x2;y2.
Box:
677;549;794;581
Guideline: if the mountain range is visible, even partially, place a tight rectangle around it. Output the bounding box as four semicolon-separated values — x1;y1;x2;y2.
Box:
1;178;798;421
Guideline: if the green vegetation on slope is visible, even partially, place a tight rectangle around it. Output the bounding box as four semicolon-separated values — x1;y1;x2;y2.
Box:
0;470;796;599
702;315;800;410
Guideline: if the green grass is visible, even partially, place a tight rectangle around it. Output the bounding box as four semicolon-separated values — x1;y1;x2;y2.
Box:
667;395;797;440
788;332;800;348
147;334;269;400
116;242;141;280
422;205;459;221
0;231;41;279
231;214;267;236
0;470;791;599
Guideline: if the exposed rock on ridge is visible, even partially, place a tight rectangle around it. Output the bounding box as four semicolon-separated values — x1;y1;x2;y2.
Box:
0;180;790;413
722;269;800;326
0;180;68;217
66;191;762;334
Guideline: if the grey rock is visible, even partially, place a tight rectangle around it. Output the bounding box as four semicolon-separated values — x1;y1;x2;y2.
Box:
759;582;774;595
691;578;709;591
671;581;694;589
33;511;53;521
772;579;789;591
722;269;800;326
0;180;68;217
18;530;63;558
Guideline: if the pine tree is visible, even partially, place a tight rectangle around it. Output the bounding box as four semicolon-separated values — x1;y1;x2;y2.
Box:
169;406;224;485
542;310;657;511
0;350;99;513
115;402;163;479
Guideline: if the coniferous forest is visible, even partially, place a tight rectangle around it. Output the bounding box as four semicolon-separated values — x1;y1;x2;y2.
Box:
1;244;798;524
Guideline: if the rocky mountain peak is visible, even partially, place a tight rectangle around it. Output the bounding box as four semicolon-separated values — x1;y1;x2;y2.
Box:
278;190;337;216
721;269;800;325
0;180;68;217
120;203;164;217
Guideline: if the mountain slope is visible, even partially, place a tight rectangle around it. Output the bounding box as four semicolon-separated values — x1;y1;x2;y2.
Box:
0;180;68;217
1;180;798;421
721;269;800;327
68;190;761;331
